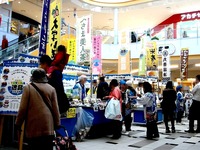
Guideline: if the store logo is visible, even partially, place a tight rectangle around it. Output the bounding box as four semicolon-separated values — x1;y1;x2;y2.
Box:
0;0;14;4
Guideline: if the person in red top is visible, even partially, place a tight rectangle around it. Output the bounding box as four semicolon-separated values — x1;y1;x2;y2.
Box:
2;35;8;50
104;79;122;139
48;45;69;77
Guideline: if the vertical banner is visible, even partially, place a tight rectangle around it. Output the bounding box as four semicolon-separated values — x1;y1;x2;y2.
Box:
67;39;77;64
162;49;170;84
146;41;159;77
48;0;61;58
181;48;189;81
118;48;130;74
92;36;102;75
76;15;92;63
138;52;146;76
38;0;50;56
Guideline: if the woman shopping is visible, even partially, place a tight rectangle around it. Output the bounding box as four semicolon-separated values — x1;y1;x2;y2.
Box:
104;79;122;139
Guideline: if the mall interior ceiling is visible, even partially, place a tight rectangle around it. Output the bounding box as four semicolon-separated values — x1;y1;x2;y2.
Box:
11;0;200;78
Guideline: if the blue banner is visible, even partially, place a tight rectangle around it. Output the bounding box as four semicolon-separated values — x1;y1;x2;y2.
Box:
39;0;51;56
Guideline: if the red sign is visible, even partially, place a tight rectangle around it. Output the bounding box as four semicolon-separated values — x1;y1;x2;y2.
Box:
180;48;189;81
181;11;200;21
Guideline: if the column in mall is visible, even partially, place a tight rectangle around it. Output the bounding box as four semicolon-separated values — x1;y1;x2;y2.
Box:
114;8;119;45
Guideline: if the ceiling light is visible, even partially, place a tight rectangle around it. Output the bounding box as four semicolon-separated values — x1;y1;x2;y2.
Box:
195;64;200;67
36;16;38;18
18;1;21;3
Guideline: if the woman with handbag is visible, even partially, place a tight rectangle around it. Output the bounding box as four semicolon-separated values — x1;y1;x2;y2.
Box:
104;79;122;139
132;82;159;139
15;69;60;150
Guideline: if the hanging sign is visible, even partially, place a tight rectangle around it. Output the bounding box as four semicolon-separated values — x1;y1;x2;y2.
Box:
63;64;90;75
146;41;158;77
67;39;77;64
92;36;102;75
0;63;38;114
138;52;146;76
162;49;171;84
38;0;51;56
118;48;130;74
76;15;92;63
48;0;61;58
180;48;189;81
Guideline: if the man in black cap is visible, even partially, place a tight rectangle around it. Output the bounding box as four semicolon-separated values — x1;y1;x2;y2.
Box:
97;76;109;100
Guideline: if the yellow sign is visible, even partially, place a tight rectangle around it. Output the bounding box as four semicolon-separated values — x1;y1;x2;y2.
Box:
67;39;77;64
146;41;158;77
48;0;61;58
0;0;13;4
67;108;76;118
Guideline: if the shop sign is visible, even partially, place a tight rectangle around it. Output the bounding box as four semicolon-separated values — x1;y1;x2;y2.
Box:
181;11;200;21
105;74;132;80
48;0;61;59
39;0;51;56
0;63;38;114
180;48;189;81
67;39;77;64
76;15;92;63
162;50;171;84
0;0;13;4
63;64;90;74
146;41;158;77
92;36;102;75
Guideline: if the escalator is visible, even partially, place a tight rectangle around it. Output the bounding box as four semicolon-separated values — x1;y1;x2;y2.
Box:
0;33;40;63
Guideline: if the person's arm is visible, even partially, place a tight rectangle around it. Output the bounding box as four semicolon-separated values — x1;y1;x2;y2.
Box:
191;85;198;95
51;52;63;66
177;92;184;102
136;95;150;105
15;85;30;128
51;89;60;127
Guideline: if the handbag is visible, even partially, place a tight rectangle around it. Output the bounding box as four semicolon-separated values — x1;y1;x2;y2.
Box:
30;83;56;127
105;98;122;121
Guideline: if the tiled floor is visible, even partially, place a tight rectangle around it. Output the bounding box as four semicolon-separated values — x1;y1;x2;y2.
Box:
1;118;200;150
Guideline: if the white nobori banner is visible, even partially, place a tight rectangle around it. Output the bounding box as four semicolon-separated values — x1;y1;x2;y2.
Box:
76;15;92;63
162;49;171;84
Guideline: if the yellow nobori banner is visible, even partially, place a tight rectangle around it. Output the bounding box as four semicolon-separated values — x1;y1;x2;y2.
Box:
67;39;77;64
48;0;61;58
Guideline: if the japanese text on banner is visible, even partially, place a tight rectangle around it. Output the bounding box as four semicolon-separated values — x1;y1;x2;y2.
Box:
67;39;77;64
76;15;92;63
92;36;102;75
146;41;158;77
39;0;51;56
162;50;170;84
181;48;189;81
118;48;130;74
48;0;61;59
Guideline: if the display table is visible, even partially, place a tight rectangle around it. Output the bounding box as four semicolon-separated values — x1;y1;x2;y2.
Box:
133;107;163;125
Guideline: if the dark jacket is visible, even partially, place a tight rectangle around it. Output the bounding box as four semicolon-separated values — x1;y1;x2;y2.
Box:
161;89;177;113
97;81;109;100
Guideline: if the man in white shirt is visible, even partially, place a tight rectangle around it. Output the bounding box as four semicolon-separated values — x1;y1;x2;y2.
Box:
186;75;200;133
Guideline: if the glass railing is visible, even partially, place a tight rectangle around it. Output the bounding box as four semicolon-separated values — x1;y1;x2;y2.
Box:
0;33;40;63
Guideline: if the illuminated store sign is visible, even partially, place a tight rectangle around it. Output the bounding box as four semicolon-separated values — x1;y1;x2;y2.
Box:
0;0;13;4
181;11;200;21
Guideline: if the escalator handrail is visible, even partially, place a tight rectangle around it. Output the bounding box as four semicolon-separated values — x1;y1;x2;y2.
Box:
0;32;40;52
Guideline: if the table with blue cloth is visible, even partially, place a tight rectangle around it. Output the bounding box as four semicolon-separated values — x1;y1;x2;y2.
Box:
133;107;163;125
60;107;111;138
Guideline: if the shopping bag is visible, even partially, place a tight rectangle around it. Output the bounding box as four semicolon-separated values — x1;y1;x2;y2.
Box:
105;98;122;121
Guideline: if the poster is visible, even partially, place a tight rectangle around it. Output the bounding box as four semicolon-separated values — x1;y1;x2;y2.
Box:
162;49;171;84
118;48;130;74
138;52;146;76
48;0;61;58
0;63;38;114
67;39;77;64
38;0;51;56
146;41;158;77
66;108;76;118
63;74;78;97
3;54;39;64
76;15;92;63
92;36;102;75
180;48;189;81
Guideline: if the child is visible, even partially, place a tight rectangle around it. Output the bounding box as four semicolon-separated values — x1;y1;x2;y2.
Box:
176;85;185;124
48;45;69;77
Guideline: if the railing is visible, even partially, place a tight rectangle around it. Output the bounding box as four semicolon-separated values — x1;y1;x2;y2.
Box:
0;33;39;63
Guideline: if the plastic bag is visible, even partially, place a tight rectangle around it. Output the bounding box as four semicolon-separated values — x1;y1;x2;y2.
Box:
73;107;94;137
105;98;122;121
